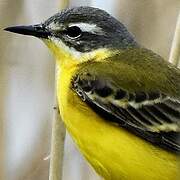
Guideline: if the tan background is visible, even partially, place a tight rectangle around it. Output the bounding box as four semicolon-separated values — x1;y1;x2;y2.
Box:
0;0;180;179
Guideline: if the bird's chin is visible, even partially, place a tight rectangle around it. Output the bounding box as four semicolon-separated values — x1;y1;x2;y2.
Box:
43;39;63;60
42;38;81;67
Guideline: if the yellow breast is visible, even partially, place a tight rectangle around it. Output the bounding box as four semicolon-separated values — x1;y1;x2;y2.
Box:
56;64;179;180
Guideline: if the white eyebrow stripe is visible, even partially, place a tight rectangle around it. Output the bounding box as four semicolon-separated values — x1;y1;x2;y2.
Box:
69;23;104;34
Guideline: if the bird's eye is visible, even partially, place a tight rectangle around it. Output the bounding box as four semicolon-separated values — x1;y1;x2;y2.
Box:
65;26;82;39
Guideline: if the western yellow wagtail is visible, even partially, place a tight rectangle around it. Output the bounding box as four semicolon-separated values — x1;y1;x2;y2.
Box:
5;6;180;180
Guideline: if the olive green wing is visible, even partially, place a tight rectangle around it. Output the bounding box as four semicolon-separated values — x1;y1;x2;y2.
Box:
71;49;180;153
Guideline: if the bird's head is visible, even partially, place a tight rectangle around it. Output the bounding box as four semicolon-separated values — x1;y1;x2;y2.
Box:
5;6;138;67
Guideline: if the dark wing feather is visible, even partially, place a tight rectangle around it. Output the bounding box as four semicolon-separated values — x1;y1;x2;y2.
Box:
71;49;180;153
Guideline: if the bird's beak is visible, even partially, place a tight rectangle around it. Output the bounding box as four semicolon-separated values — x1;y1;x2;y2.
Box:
4;24;51;38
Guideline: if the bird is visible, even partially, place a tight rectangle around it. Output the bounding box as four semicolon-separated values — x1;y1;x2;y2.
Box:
5;6;180;180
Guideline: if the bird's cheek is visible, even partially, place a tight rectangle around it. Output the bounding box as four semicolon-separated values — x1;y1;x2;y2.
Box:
42;38;80;67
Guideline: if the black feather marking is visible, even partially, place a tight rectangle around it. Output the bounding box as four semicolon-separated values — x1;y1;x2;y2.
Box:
127;106;153;126
156;103;180;122
142;106;163;125
146;105;172;123
148;92;160;100
114;89;127;100
135;92;147;103
75;75;94;92
138;107;161;126
128;93;135;101
110;104;145;129
161;132;180;151
81;80;93;92
95;86;112;97
82;85;92;92
124;109;148;129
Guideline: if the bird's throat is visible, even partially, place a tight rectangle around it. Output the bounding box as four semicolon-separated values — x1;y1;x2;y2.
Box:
43;38;118;69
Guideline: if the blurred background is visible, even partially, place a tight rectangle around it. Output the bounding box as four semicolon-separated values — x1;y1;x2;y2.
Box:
0;0;180;179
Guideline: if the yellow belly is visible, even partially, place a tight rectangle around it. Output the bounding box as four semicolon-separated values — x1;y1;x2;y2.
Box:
57;65;179;180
